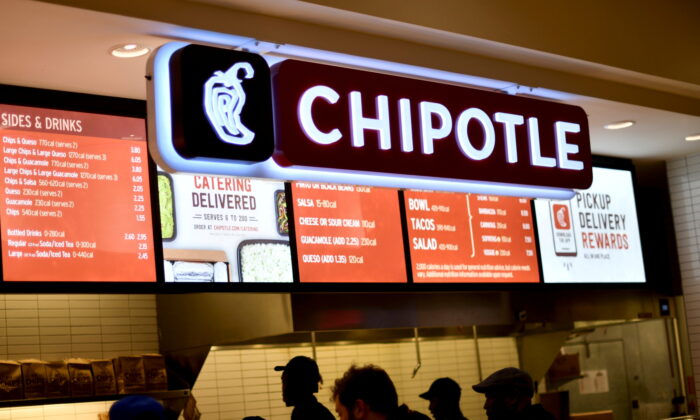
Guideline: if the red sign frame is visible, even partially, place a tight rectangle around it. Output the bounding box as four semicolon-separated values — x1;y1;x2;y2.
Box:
271;60;592;190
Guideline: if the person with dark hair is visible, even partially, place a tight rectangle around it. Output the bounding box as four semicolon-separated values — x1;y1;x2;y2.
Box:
109;395;165;420
332;364;430;420
419;377;468;420
274;355;335;420
472;367;555;420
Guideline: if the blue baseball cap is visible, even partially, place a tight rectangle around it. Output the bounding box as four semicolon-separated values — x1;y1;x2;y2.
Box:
109;395;165;420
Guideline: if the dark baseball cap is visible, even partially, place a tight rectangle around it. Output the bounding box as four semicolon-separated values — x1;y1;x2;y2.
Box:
274;355;322;383
420;377;461;400
472;367;534;397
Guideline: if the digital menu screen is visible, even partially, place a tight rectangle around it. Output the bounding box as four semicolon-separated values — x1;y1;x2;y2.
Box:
291;182;407;283
404;191;540;283
0;104;156;282
534;167;645;283
158;172;292;283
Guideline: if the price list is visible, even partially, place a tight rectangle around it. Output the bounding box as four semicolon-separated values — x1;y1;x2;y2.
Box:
0;105;156;282
291;182;406;283
404;191;539;283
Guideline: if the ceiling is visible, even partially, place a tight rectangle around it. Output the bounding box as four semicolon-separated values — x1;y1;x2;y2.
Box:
3;0;700;162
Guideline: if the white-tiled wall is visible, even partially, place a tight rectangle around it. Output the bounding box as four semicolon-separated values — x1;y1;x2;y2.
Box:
193;337;519;420
0;294;159;420
668;155;700;404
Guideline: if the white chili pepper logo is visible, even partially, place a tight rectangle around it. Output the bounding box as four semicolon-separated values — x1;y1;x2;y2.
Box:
204;62;255;145
555;205;570;229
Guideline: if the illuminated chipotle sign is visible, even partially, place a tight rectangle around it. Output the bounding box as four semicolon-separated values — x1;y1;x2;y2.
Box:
271;60;591;190
149;43;592;197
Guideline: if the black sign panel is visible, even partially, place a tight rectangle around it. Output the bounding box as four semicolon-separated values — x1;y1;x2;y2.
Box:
168;44;274;163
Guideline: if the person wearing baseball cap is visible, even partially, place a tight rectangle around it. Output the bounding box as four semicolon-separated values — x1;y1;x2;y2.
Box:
419;377;468;420
472;367;555;420
274;355;335;420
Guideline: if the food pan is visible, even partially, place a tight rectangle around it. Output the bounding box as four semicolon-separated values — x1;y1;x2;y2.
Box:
157;172;176;241
237;239;292;283
274;189;289;236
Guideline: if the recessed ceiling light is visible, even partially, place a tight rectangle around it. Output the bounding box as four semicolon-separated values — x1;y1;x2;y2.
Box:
604;120;635;130
686;133;700;141
109;43;150;58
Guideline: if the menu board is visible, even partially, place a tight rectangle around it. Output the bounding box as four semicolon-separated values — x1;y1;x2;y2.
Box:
0;104;156;282
291;182;406;283
158;172;292;283
404;191;539;283
534;167;645;283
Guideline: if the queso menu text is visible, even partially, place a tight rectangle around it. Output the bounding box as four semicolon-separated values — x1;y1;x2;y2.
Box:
292;182;406;283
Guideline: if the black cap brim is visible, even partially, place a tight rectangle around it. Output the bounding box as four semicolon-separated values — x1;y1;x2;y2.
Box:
472;384;488;393
274;366;285;371
419;391;431;400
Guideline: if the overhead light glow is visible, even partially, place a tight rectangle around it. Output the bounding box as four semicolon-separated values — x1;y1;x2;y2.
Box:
685;133;700;142
110;43;150;58
603;120;635;130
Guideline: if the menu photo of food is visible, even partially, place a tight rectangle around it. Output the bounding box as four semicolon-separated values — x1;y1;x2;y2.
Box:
157;170;293;283
158;173;176;241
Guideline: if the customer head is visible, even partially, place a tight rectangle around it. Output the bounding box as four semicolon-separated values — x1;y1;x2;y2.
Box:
274;355;323;406
472;367;534;420
332;364;398;420
419;377;462;420
109;395;165;420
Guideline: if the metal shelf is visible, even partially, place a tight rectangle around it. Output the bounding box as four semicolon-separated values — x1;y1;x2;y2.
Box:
0;389;190;409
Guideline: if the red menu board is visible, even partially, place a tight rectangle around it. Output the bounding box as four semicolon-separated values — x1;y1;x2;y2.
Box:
0;104;156;282
292;182;406;283
404;191;539;283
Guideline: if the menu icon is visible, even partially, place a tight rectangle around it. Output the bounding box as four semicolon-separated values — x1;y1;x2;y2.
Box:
550;201;577;256
169;44;274;163
552;204;571;230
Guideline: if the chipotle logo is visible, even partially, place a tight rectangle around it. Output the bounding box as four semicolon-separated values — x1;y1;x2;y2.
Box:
272;60;592;190
151;43;592;193
552;204;571;229
167;44;274;162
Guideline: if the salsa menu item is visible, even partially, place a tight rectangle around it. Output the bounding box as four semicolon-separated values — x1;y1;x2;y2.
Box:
404;191;539;283
534;167;645;283
0;104;156;282
159;172;292;283
292;182;407;283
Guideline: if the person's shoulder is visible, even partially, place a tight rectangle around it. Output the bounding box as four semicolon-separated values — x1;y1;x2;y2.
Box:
292;399;334;420
408;411;431;420
524;404;557;420
392;404;430;420
306;400;335;420
317;402;335;420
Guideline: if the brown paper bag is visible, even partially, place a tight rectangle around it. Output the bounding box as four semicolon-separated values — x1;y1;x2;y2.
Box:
0;361;23;400
45;361;70;397
142;354;168;391
66;358;94;397
91;359;117;396
20;359;47;399
114;356;145;394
